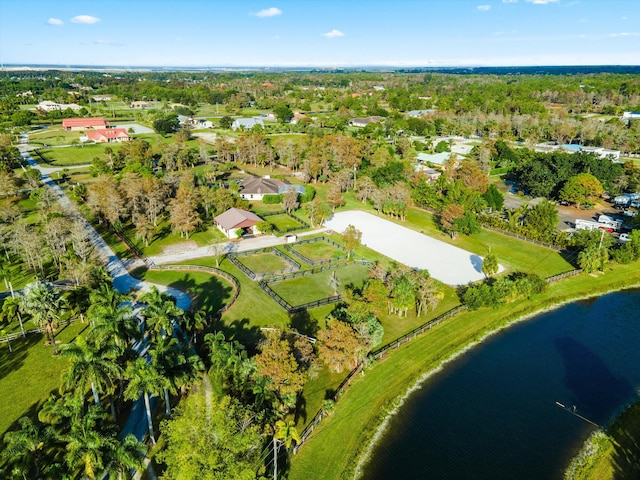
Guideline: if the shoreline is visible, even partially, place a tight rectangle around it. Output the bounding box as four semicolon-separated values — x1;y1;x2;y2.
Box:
352;281;640;480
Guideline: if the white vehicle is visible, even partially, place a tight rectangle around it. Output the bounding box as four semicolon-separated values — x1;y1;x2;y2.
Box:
619;233;630;243
597;214;623;231
575;219;614;232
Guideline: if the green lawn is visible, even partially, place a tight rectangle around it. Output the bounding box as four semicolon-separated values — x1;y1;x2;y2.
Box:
27;127;81;146
269;264;370;306
264;213;304;232
291;241;345;263
288;261;640;480
134;268;235;316
37;144;122;166
0;321;90;437
235;251;292;275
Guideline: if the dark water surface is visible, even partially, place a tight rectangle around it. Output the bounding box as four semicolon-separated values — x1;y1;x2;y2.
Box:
362;290;640;480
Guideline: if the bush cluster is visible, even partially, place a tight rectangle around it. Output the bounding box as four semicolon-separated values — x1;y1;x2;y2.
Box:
460;272;547;310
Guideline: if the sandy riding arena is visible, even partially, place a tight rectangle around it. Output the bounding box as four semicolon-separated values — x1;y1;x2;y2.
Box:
324;210;497;285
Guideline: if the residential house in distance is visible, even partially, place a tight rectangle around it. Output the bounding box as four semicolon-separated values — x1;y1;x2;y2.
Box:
130;100;151;109
416;152;460;167
239;175;306;201
86;128;129;143
231;117;265;131
290;112;308;125
414;164;442;183
92;95;112;102
62;117;108;131
214;208;263;238
349;116;383;127
37;101;82;112
622;111;640;120
407;109;436;118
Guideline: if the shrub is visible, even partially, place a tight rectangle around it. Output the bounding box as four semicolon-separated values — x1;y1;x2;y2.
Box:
300;185;316;203
262;194;283;204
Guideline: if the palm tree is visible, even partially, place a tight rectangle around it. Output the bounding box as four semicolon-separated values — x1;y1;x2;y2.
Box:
87;283;128;324
22;280;67;354
140;287;183;340
124;358;167;445
87;303;139;348
149;336;183;416
60;335;123;407
0;295;25;337
106;434;145;480
272;419;301;480
1;416;55;478
63;406;114;480
183;310;206;344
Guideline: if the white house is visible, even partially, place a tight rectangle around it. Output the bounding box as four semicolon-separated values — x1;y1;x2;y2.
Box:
416;152;460;166
407;109;436;118
231;117;265;131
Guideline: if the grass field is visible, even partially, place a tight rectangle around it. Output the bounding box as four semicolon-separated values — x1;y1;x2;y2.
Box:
291;241;345;263
264;213;304;232
288;261;640;480
0;321;89;437
37;144;122;166
134;268;236;316
269;264;370;306
236;251;292;275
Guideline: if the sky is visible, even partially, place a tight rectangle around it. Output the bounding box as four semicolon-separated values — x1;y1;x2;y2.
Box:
0;0;638;67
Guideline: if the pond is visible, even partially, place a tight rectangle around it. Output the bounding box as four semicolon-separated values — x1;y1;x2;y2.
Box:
361;289;640;480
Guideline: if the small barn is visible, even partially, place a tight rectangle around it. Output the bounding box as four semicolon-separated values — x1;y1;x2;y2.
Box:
214;208;263;239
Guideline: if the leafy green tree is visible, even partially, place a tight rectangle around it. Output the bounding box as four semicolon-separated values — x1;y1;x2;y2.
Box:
274;103;294;123
1;416;55;478
482;250;499;278
524;199;558;241
317;319;367;373
153;114;179;135
22;281;67;355
219;115;234;129
578;244;609;273
157;392;265;480
343;224;362;260
482;184;505;211
559;173;603;207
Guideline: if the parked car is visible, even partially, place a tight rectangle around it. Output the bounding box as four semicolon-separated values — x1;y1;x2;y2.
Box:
619;233;630;243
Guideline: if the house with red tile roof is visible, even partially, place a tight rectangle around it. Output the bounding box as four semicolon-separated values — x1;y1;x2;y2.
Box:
86;128;129;143
62;117;108;131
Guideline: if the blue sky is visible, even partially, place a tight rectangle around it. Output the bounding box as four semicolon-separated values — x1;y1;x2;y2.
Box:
0;0;638;67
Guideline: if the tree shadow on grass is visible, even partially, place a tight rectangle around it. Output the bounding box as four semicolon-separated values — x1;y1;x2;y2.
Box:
288;310;319;338
165;272;235;316
610;402;640;480
0;332;37;382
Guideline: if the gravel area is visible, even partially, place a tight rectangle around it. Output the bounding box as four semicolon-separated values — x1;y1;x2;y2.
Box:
324;210;499;285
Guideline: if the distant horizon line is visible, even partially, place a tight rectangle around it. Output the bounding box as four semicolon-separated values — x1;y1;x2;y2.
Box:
2;63;640;73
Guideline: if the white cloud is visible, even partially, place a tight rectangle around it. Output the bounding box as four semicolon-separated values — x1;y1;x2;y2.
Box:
502;0;518;3
610;32;639;37
323;29;345;38
71;15;100;24
621;16;627;20
525;0;560;4
47;18;63;26
477;5;491;11
253;7;282;17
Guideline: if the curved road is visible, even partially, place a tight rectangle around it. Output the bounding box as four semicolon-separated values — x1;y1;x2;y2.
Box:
17;134;190;310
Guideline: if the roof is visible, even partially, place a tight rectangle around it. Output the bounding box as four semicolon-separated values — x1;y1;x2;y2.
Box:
350;116;383;125
232;117;264;130
62;117;107;128
407;109;436;117
214;208;263;231
87;128;128;140
416;152;457;165
241;176;286;195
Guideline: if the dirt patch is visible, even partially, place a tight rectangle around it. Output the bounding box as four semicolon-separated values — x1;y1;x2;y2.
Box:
161;241;199;255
